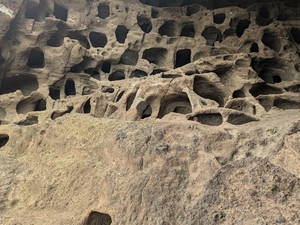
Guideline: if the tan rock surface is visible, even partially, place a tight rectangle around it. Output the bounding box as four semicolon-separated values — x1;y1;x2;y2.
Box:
0;0;300;224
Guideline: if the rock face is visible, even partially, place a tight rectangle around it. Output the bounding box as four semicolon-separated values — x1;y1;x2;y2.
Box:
0;0;300;224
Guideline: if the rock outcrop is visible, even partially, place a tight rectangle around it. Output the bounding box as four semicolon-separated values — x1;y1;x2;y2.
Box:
0;0;300;224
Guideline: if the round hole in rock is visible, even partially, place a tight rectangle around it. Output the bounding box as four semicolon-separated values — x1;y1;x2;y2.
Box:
159;21;176;37
102;87;114;93
0;75;38;96
98;4;110;19
236;19;250;38
202;26;223;46
250;83;282;97
130;70;147;78
68;32;91;49
137;15;152;33
142;48;167;66
64;79;76;96
214;13;225;24
27;49;45;68
102;61;111;73
49;87;60;100
191;113;223;126
119;50;138;66
16;97;46;114
193;76;225;106
126;92;137;111
291;27;300;44
250;43;259;52
53;3;68;22
0;134;9;148
84;211;112;225
180;23;195;38
273;75;281;83
262;30;281;52
47;33;64;47
89;32;107;48
175;49;191;68
257;5;272;26
232;90;245;98
116;90;125;102
158;93;192;118
186;4;200;16
84;99;91;114
136;102;152;119
142;105;152;119
115;25;129;44
258;69;282;84
108;71;125;81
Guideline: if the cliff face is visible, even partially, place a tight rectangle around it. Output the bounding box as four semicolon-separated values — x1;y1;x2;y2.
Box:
1;0;300;224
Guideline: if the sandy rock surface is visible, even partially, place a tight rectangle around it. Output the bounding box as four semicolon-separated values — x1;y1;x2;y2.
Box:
0;0;300;224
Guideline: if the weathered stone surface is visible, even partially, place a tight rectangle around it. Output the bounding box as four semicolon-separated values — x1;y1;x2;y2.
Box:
0;0;300;224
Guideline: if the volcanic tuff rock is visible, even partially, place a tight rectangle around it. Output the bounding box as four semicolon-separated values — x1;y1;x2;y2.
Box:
1;0;300;224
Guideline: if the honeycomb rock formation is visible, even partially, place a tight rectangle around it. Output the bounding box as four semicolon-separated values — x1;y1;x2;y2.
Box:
1;0;300;224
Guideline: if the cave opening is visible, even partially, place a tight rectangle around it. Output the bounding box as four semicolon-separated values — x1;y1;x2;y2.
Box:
84;99;91;114
141;105;152;119
115;25;129;43
47;33;64;47
201;26;223;46
158;93;192;118
27;49;45;68
83;211;112;225
214;13;225;24
250;43;259;52
53;3;68;22
159;21;176;37
180;23;195;38
108;71;125;81
98;4;110;19
16;97;46;114
49;87;60;100
68;32;91;49
126;92;137;110
273;75;282;83
0;134;9;148
193;76;225;106
190;113;223;126
120;50;139;65
250;83;282;97
142;48;168;66
186;4;200;16
89;32;107;48
291;27;300;44
137;15;152;33
175;49;191;68
102;61;111;73
64;79;76;96
130;70;148;78
262;30;281;52
236;19;251;38
0;75;39;96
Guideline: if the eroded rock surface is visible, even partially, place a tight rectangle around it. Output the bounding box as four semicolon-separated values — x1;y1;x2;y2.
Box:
0;0;300;224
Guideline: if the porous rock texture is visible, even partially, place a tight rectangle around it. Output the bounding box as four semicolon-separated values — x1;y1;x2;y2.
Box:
1;0;300;224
